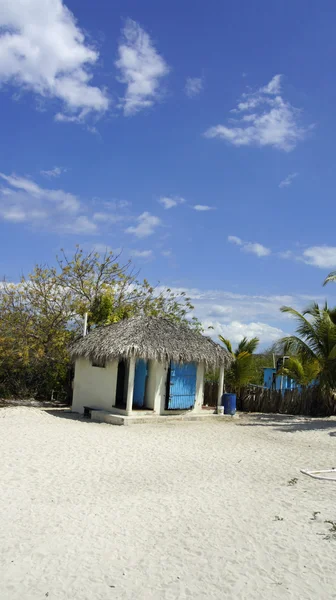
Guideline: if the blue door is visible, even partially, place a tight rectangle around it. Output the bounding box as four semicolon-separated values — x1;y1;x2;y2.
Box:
133;359;148;408
166;362;197;410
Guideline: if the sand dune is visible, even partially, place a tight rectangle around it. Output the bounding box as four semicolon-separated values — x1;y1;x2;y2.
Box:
1;407;336;599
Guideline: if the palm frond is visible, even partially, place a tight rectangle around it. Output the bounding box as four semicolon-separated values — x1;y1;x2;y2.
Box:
323;271;336;286
218;336;233;355
237;336;259;355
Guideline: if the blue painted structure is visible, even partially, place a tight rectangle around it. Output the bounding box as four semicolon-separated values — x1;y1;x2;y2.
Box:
166;362;197;410
132;359;148;407
222;393;236;415
263;367;298;392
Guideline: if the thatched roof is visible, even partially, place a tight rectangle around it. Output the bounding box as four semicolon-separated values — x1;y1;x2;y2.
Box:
70;316;232;368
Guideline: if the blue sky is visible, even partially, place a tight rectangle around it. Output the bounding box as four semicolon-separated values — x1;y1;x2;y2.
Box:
1;0;336;346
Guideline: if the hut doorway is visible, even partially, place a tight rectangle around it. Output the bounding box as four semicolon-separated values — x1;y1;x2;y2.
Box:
165;362;197;410
115;359;127;408
132;359;149;409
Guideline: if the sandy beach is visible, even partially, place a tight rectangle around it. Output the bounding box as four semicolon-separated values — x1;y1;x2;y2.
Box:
1;407;336;599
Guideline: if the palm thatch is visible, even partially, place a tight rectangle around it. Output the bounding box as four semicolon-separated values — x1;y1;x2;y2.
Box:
70;316;232;368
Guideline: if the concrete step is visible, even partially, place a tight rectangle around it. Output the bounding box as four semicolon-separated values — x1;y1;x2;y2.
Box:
90;410;239;426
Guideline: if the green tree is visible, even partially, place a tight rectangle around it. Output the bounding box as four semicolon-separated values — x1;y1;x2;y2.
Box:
55;247;201;330
249;349;275;386
276;303;336;389
218;336;259;394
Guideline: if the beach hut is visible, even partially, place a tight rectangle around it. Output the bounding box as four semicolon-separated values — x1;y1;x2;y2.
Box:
70;316;231;419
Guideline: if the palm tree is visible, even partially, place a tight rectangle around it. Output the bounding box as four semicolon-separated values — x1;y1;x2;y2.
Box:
219;336;259;394
323;272;336;286
276;303;336;389
277;356;321;389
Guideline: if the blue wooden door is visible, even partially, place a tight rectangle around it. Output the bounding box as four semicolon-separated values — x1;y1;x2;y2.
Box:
133;359;148;408
167;362;197;410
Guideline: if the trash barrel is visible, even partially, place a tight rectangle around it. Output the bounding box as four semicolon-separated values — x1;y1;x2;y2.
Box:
222;393;236;415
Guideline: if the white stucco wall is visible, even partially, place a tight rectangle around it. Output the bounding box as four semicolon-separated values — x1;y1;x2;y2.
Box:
72;357;118;414
143;360;168;413
194;362;205;413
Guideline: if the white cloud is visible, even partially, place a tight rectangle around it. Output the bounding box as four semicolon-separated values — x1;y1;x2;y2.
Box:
40;166;67;178
159;196;185;210
279;172;298;188
276;246;336;269
152;285;305;346
0;172;101;234
192;205;214;211
0;172;135;235
204;75;308;151
0;173;80;213
184;77;203;98
302;246;336;269
207;305;233;317
115;19;169;116
0;0;109;121
227;235;243;246
126;212;161;238
63;216;97;234
130;249;153;259
228;235;270;257
161;250;172;257
243;242;271;257
209;320;284;344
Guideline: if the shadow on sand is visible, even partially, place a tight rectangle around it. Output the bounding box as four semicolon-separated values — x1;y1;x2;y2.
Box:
238;413;336;435
43;409;95;424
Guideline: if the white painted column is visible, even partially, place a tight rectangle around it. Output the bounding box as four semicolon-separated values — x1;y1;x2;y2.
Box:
194;362;205;413
125;357;136;416
217;365;225;413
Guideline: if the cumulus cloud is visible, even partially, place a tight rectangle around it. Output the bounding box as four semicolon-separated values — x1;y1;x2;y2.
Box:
301;246;336;269
184;77;203;98
228;235;270;257
153;285;311;346
276;245;336;269
0;0;109;121
208;320;284;344
125;212;161;238
115;19;169;116
279;172;298;188
204;75;308;151
159;196;185;209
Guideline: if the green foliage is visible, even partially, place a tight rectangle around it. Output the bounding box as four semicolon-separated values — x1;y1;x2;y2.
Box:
218;335;260;394
249;351;274;385
277;356;321;388
0;246;201;399
276;303;336;389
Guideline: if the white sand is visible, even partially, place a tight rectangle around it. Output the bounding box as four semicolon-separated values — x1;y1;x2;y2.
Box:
1;408;336;599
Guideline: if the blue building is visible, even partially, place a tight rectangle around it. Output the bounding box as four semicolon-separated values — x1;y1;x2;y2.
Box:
263;357;317;392
263;367;297;392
